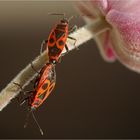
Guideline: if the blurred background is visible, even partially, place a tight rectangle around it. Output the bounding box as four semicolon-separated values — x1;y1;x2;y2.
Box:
0;1;140;139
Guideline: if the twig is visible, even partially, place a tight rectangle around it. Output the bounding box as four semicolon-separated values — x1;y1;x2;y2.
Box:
0;18;110;111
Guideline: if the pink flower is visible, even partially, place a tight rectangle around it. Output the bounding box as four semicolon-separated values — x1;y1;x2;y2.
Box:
77;0;140;73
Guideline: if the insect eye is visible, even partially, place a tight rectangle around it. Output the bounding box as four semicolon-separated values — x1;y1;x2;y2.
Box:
49;37;54;43
58;40;64;46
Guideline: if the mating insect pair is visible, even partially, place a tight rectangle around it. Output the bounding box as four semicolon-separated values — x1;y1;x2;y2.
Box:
14;13;77;135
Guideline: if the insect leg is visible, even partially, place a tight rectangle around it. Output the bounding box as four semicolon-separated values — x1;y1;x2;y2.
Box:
24;107;31;128
30;62;40;74
68;25;78;34
68;16;74;22
20;96;30;106
13;82;33;105
68;36;77;45
13;82;27;95
33;76;40;89
13;82;24;91
65;44;69;52
61;44;69;57
58;57;62;63
40;40;48;54
68;36;79;50
20;90;35;106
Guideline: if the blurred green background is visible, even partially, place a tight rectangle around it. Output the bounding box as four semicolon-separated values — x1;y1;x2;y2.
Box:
0;1;140;139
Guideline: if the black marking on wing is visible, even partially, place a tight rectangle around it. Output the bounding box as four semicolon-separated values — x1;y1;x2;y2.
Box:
58;40;65;46
38;91;47;100
54;29;65;40
48;44;61;56
49;37;54;44
42;83;48;90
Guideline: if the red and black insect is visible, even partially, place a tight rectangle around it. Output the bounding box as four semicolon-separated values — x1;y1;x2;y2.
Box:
14;63;56;135
41;13;77;64
30;63;56;110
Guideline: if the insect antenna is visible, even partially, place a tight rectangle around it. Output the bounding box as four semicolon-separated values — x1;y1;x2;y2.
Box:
24;107;31;128
20;98;27;106
31;109;44;135
68;14;89;22
48;12;66;19
68;15;74;22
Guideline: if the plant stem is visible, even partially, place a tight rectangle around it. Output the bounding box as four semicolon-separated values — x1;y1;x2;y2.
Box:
0;18;110;111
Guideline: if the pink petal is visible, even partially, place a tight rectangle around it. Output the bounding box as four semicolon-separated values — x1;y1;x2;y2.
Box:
77;1;116;62
103;31;116;60
107;0;140;15
106;9;140;54
91;0;140;15
77;0;140;72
